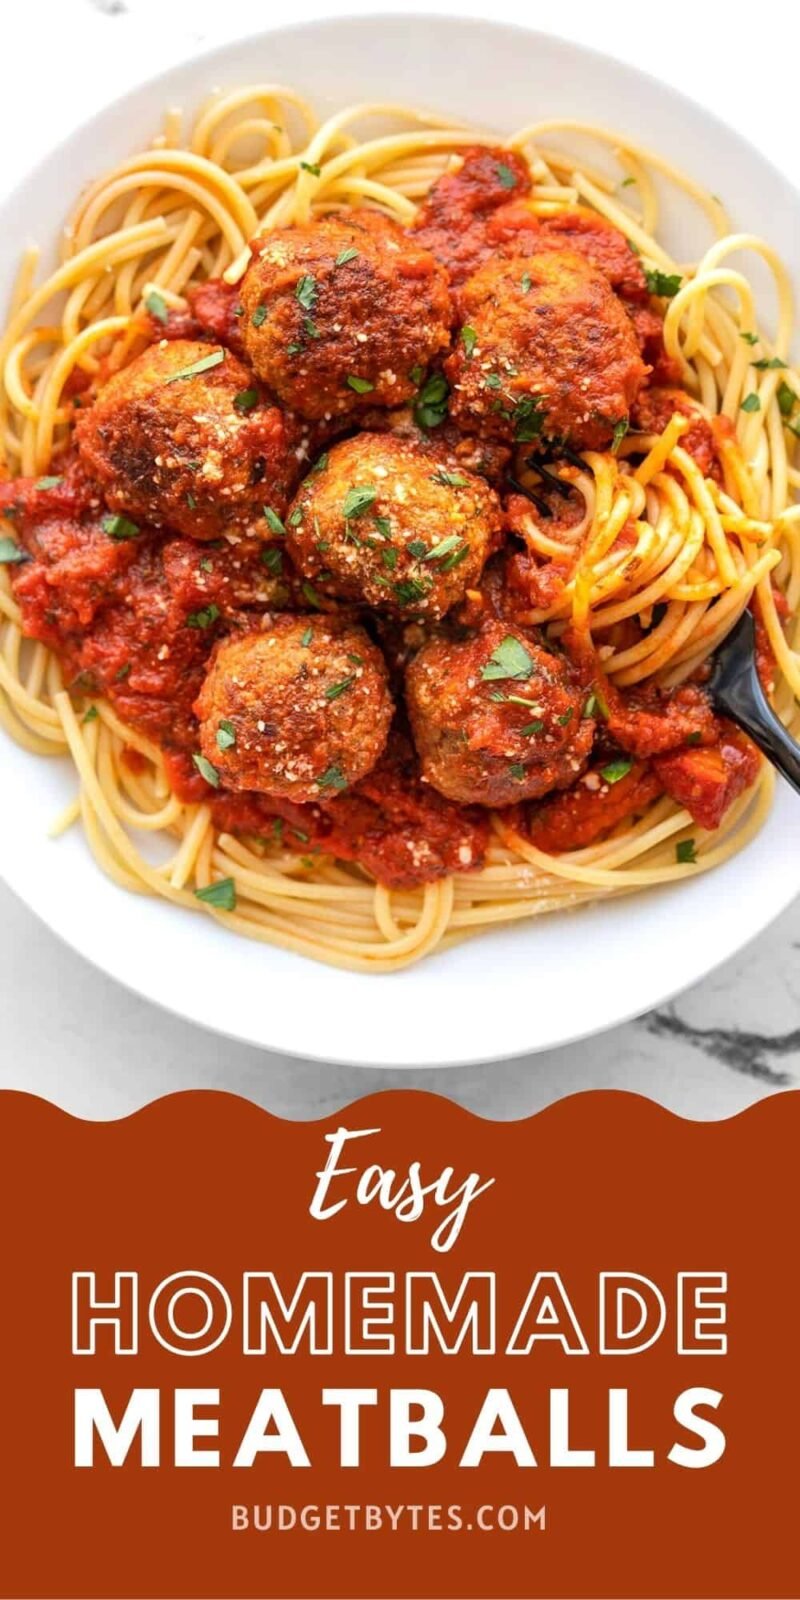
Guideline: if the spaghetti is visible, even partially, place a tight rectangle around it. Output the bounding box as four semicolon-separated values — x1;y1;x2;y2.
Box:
0;89;798;971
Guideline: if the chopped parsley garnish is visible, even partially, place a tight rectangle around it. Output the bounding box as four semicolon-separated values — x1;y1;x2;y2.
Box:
490;690;538;707
216;720;236;751
262;546;284;575
407;539;428;559
676;838;697;865
335;247;359;266
346;374;374;394
414;373;449;430
430;467;469;488
409;364;423;386
186;493;197;510
373;514;392;539
611;418;629;454
685;731;703;747
302;580;324;609
186;603;220;629
145;288;169;324
481;635;533;682
300;160;321;176
263;506;286;536
325;676;355;701
288;505;304;526
461;325;477;358
496;162;517;189
251;304;267;327
234;387;258;412
509;762;526;779
287;341;303;356
382;547;398;570
484;374;502;390
115;663;131;681
195;877;236;910
35;475;63;490
82;704;99;725
777;382;796;417
620;176;636;188
301;625;313;646
644;268;683;298
557;709;574;726
199;557;212;572
740;392;761;413
347;652;363;665
751;356;787;370
521;272;532;295
425;534;465;563
193;753;220;788
317;763;347;790
165;348;224;383
439;543;470;572
272;817;285;843
393;577;431;606
102;513;140;540
303;317;321;340
740;330;759;345
521;720;545;736
600;758;633;784
0;537;27;564
342;484;377;518
513;394;546;441
295;274;317;312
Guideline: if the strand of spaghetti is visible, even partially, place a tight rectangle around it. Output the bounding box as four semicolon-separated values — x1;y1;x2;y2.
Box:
167;802;213;890
96;736;184;833
513;119;728;230
34;315;130;471
190;84;317;158
68;150;258;250
496;777;770;890
0;220;171;376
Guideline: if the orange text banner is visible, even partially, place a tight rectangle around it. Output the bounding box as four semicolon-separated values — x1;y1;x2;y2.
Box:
0;1089;797;1600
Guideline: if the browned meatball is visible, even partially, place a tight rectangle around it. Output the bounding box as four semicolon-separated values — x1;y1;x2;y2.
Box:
286;433;501;619
405;619;594;806
239;210;452;422
76;339;302;540
445;249;647;451
195;615;393;800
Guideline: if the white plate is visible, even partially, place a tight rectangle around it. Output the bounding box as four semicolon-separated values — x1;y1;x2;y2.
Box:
1;14;799;1068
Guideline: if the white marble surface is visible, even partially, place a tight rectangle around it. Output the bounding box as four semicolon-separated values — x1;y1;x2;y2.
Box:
1;0;799;1119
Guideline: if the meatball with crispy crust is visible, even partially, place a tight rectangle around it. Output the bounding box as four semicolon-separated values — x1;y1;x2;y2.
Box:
239;210;452;422
406;619;594;806
286;433;501;619
195;615;393;800
76;339;302;541
445;248;647;451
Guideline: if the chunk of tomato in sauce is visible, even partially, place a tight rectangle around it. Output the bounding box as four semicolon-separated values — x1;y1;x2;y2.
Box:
653;725;760;830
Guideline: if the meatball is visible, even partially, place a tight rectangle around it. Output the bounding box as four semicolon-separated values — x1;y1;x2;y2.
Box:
76;339;301;540
445;248;647;451
405;620;594;806
286;433;501;619
238;210;452;421
195;615;393;800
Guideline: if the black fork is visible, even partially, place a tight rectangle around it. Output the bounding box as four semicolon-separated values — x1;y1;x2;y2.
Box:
710;610;800;796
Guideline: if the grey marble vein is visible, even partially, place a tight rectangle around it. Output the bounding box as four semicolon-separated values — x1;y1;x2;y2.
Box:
641;1008;798;1087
